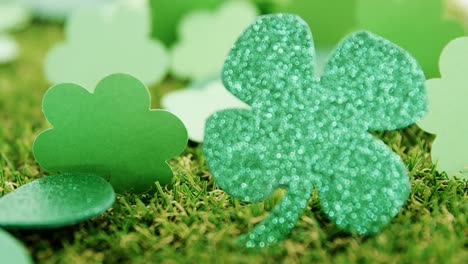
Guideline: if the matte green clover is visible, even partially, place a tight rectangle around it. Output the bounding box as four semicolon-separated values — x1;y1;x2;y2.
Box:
0;229;32;264
419;37;468;180
357;0;465;78
272;0;357;47
0;173;115;228
45;0;168;90
203;14;427;247
33;73;188;193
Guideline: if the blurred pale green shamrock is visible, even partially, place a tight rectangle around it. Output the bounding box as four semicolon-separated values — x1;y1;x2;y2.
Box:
357;0;465;78
272;0;357;47
0;1;31;32
33;74;188;193
162;79;247;142
0;229;32;264
0;35;19;64
418;37;468;179
0;173;115;228
149;0;223;46
204;14;427;247
170;0;258;81
45;0;168;90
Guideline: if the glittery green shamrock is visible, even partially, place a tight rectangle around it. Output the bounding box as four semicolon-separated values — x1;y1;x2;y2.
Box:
203;14;427;247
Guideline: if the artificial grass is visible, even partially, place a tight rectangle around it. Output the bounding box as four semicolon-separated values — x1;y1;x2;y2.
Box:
0;23;467;264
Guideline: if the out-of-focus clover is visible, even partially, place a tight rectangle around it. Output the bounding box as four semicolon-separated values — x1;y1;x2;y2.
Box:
170;0;258;81
0;35;19;64
33;74;188;193
0;229;32;264
418;37;468;179
357;0;465;78
19;0;115;21
45;0;168;90
162;79;247;142
204;14;427;247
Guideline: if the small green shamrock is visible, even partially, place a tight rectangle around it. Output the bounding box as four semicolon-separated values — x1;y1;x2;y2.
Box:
203;14;427;247
418;37;468;179
33;73;188;193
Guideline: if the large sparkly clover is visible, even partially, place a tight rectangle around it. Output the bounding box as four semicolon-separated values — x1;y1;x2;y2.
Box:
203;14;427;247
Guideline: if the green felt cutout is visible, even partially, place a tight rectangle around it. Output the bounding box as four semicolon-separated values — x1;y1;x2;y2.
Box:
0;2;31;32
149;0;223;46
272;0;357;47
418;37;468;179
33;74;188;193
204;14;427;247
356;0;465;78
170;0;258;80
162;79;247;142
0;174;114;229
0;229;32;264
45;0;168;90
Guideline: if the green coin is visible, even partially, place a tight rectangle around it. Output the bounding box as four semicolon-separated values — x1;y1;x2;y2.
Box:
0;173;115;229
0;229;32;264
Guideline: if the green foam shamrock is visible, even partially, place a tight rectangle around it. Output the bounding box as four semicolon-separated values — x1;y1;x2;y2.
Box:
33;74;188;193
45;0;168;90
170;0;258;80
0;173;115;228
0;229;31;264
418;37;468;180
356;0;465;78
272;0;357;47
203;14;427;247
149;0;223;46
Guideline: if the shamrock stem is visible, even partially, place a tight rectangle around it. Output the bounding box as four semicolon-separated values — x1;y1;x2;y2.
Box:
238;181;313;248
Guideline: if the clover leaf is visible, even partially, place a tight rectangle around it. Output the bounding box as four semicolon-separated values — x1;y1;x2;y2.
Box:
0;229;31;264
203;14;427;247
45;1;168;90
418;37;468;179
357;0;465;78
170;0;258;80
33;74;188;193
162;79;247;142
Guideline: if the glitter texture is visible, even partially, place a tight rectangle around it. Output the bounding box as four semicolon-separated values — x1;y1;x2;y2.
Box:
203;14;427;247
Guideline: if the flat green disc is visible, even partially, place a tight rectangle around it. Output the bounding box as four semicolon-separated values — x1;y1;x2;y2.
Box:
0;173;115;229
0;229;32;264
